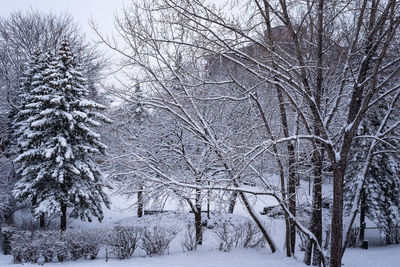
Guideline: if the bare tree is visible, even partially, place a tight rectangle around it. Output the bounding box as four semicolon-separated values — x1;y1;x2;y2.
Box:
95;1;400;266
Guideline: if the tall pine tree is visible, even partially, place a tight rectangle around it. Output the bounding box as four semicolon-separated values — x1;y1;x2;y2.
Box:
13;40;111;230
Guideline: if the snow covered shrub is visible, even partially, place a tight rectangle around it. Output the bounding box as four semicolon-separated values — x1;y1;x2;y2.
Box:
213;219;242;252
82;229;104;259
240;221;265;249
35;231;57;262
9;231;26;263
64;229;104;260
53;232;68;262
10;231;39;263
10;228;103;263
104;226;143;259
212;215;266;251
65;230;87;260
140;225;177;256
181;224;197;251
1;225;15;255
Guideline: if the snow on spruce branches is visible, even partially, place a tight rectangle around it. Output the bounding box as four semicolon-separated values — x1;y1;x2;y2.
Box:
12;39;111;229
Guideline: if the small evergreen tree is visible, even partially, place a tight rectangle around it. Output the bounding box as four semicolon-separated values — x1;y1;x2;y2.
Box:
13;40;111;230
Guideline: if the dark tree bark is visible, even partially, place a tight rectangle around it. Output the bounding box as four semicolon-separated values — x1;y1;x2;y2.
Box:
227;191;237;214
287;146;297;255
330;162;346;267
137;185;144;218
304;149;323;266
39;213;45;229
207;181;211;219
195;187;203;245
309;1;324;265
312;151;323;266
359;188;366;242
60;202;67;231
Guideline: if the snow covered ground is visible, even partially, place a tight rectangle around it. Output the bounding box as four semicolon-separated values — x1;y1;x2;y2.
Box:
3;183;400;267
0;249;304;267
1;244;400;267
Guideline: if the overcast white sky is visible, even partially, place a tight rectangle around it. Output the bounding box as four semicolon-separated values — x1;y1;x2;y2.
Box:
0;0;132;42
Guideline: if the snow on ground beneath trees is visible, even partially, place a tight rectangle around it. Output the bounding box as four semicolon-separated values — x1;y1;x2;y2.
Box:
0;249;303;267
1;244;400;267
4;177;400;267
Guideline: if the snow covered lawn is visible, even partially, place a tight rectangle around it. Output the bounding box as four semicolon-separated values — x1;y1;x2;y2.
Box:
0;249;305;267
342;245;400;267
1;245;400;267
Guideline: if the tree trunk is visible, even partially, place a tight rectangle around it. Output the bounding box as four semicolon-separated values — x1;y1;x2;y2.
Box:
308;1;324;264
60;202;67;231
287;144;297;255
304;149;323;266
39;213;45;229
304;238;313;265
137;185;144;218
227;191;237;214
207;181;210;219
329;164;345;267
359;188;366;242
311;150;323;266
195;187;203;245
32;195;45;229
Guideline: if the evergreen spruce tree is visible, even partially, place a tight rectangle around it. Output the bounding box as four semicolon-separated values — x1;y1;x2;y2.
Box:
10;51;50;156
13;40;111;230
345;98;400;244
11;51;53;228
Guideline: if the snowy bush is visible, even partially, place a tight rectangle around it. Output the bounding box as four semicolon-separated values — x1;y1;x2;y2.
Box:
82;229;104;260
140;225;177;256
211;215;266;251
213;219;242;252
64;229;103;260
1;225;15;255
181;224;198;251
53;232;69;262
10;231;39;263
35;231;57;262
240;221;266;249
104;226;143;259
9;229;103;263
